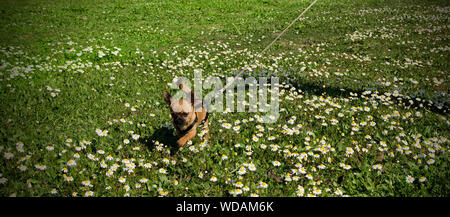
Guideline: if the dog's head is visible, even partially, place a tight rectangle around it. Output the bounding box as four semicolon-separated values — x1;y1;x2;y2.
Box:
163;83;196;129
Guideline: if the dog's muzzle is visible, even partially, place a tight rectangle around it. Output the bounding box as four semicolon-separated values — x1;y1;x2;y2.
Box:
172;114;184;125
174;117;184;125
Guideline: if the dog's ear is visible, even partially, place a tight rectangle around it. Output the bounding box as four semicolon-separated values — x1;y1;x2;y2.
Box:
178;83;189;93
179;83;195;105
163;90;172;107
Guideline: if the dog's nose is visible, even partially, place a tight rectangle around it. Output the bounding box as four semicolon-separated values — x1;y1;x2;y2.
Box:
174;117;184;125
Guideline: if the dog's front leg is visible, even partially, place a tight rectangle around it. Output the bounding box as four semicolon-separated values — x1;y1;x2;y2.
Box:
177;128;197;146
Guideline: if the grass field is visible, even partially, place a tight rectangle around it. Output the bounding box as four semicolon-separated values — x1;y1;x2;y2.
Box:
0;0;448;197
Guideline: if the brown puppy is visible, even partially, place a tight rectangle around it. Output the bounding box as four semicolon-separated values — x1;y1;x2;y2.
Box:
163;82;209;146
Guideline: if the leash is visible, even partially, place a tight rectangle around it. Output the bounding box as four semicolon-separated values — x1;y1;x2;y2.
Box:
202;0;319;104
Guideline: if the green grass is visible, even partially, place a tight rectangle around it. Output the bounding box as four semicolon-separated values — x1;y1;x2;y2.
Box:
0;0;448;197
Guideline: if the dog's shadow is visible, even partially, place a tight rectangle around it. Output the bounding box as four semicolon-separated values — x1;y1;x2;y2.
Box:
140;127;180;154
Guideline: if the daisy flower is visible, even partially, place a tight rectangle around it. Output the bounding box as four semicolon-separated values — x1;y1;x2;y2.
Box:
82;180;93;187
335;188;343;196
64;175;74;182
18;165;27;171
346;147;354;155
243;186;250;191
234;189;243;195
222;123;232;129
237;167;246;175
0;177;7;184
234;181;244;188
259;182;268;188
272;161;281;167
4;152;14;160
132;134;140;140
406;175;415;183
296;186;305;196
35;164;47;170
143;162;152;169
118;177;126;183
124;185;130;192
313;188;322;195
210;176;217;182
248;163;257;171
372;164;382;170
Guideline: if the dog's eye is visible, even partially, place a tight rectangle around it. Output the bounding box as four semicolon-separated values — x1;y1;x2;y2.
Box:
181;113;188;117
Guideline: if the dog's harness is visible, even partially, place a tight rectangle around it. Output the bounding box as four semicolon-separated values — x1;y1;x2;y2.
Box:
202;112;209;124
179;112;209;135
